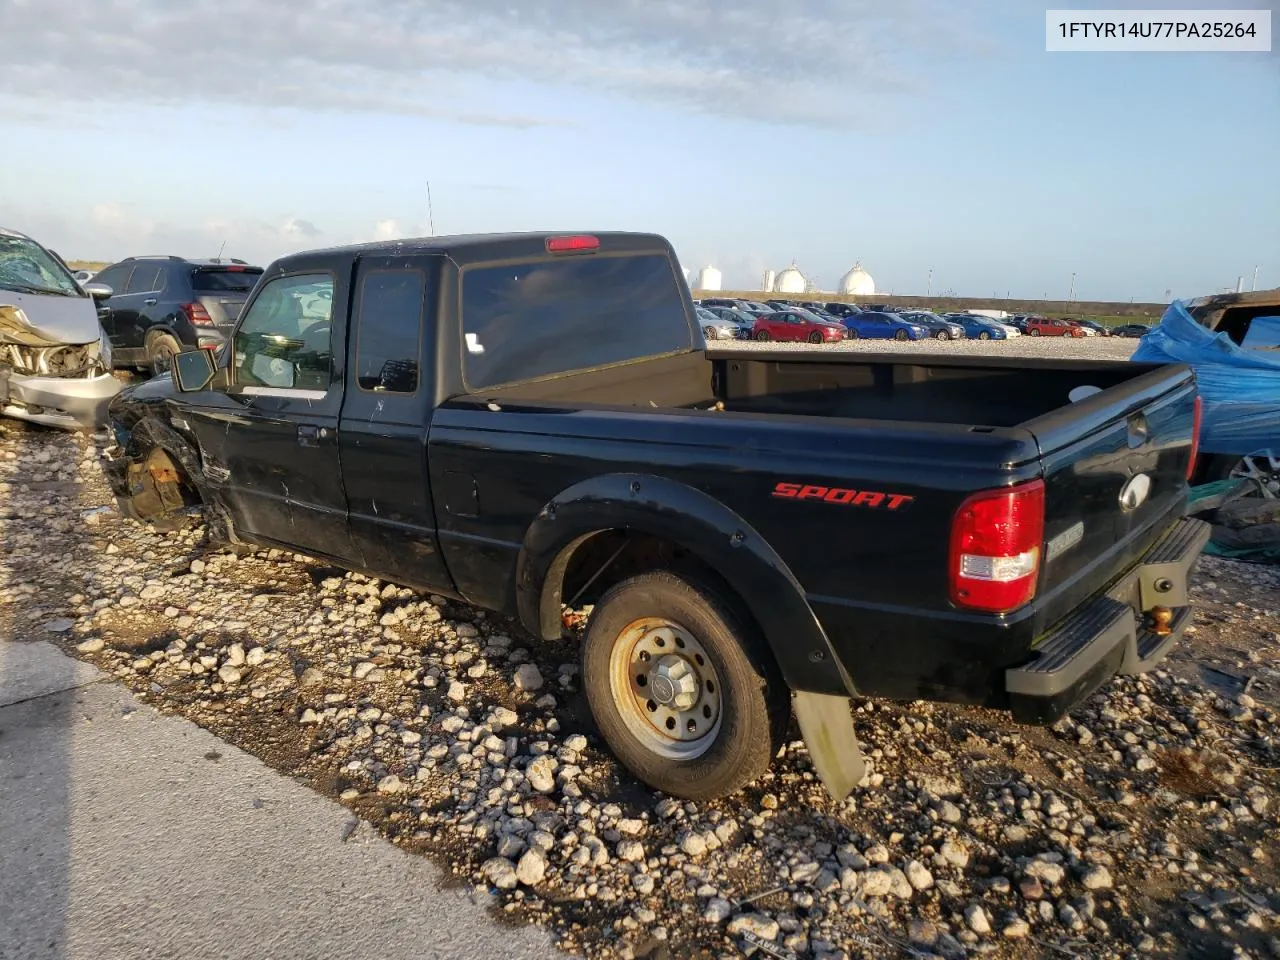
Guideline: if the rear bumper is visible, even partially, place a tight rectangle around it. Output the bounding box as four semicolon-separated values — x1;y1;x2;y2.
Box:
1006;516;1210;723
0;369;123;431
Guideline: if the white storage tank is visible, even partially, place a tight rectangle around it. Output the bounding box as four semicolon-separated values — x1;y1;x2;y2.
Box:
837;262;875;297
696;265;723;291
775;263;806;294
762;269;776;293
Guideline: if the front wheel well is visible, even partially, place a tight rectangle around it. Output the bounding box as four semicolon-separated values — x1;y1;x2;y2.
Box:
124;444;201;529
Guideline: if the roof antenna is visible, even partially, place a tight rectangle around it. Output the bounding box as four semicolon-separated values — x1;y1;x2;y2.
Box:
214;239;227;262
426;181;435;237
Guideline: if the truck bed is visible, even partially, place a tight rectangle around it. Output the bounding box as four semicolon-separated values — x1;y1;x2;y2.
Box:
476;346;1177;435
712;352;1142;428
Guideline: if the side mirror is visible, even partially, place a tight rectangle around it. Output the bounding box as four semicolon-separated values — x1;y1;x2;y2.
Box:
173;349;216;392
83;282;113;300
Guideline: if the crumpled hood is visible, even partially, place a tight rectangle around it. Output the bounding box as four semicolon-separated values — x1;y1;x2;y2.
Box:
0;289;101;346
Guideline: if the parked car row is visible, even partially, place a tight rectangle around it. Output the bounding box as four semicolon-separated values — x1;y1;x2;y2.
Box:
693;298;1040;343
696;299;1155;344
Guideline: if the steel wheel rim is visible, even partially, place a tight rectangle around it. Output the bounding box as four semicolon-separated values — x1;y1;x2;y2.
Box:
608;617;722;760
1231;453;1280;498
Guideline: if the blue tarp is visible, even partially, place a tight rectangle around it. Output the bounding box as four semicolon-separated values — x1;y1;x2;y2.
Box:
1132;301;1280;456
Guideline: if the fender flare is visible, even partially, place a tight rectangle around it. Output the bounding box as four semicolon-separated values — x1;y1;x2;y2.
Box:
515;473;855;696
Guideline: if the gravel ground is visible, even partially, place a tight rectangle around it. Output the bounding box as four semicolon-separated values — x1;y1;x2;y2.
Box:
707;335;1138;362
2;416;1278;960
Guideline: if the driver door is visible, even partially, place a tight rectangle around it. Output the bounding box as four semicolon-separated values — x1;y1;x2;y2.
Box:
183;255;356;562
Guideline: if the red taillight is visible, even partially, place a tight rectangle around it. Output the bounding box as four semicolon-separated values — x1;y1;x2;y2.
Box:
182;302;214;327
1187;395;1202;480
949;479;1045;613
545;235;600;253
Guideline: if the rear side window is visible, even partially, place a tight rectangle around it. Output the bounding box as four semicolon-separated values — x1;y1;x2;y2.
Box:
124;264;163;294
355;268;425;393
194;268;262;293
461;254;691;390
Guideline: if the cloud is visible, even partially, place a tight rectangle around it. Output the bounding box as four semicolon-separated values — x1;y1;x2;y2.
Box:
283;218;322;239
0;0;986;128
369;220;408;243
10;201;394;266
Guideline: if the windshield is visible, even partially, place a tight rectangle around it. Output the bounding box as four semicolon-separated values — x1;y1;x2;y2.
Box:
0;235;82;297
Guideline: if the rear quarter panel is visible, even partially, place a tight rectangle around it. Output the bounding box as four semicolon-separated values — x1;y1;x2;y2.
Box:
427;401;1040;700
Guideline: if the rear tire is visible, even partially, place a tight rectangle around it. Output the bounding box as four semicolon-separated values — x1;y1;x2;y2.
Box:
845;329;858;340
581;571;788;801
755;330;770;341
146;332;183;376
1028;328;1040;336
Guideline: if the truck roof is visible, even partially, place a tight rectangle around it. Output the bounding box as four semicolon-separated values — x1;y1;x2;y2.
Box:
272;231;675;271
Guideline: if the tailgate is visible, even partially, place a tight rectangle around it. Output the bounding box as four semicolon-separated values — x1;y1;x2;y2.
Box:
1026;364;1198;623
196;293;249;326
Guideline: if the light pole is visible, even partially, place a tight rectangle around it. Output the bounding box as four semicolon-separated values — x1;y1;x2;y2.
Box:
1068;272;1076;302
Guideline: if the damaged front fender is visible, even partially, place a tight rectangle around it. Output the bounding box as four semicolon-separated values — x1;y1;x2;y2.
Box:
105;415;241;543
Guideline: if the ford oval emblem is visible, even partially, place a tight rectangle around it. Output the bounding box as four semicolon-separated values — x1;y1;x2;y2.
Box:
1119;473;1151;512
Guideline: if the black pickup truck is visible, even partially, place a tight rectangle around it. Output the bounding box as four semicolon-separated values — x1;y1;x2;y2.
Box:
103;231;1208;802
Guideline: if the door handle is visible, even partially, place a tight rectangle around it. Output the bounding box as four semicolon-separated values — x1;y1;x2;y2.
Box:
144;298;157;305
297;424;328;447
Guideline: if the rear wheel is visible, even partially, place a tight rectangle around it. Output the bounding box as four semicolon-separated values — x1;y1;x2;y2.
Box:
894;330;909;341
1028;328;1040;336
581;572;788;800
845;329;858;340
979;331;992;340
755;330;770;341
145;332;183;376
808;331;823;344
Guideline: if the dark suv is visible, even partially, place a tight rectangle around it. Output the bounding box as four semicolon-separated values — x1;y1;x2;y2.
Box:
90;256;264;372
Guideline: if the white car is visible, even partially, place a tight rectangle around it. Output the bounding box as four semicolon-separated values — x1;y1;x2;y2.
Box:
0;228;122;430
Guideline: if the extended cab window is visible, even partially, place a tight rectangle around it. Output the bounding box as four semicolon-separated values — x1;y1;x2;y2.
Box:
233;273;334;392
461;253;691;389
355;268;425;393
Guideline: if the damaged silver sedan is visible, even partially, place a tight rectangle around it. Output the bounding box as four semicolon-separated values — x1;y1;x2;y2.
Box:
0;228;122;430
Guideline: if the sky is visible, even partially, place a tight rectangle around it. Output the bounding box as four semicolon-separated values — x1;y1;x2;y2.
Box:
0;0;1276;302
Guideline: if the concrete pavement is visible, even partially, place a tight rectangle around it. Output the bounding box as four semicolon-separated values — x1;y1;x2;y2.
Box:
0;640;568;960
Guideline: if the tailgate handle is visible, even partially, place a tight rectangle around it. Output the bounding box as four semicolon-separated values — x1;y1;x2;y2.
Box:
144;298;157;306
1127;413;1149;448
